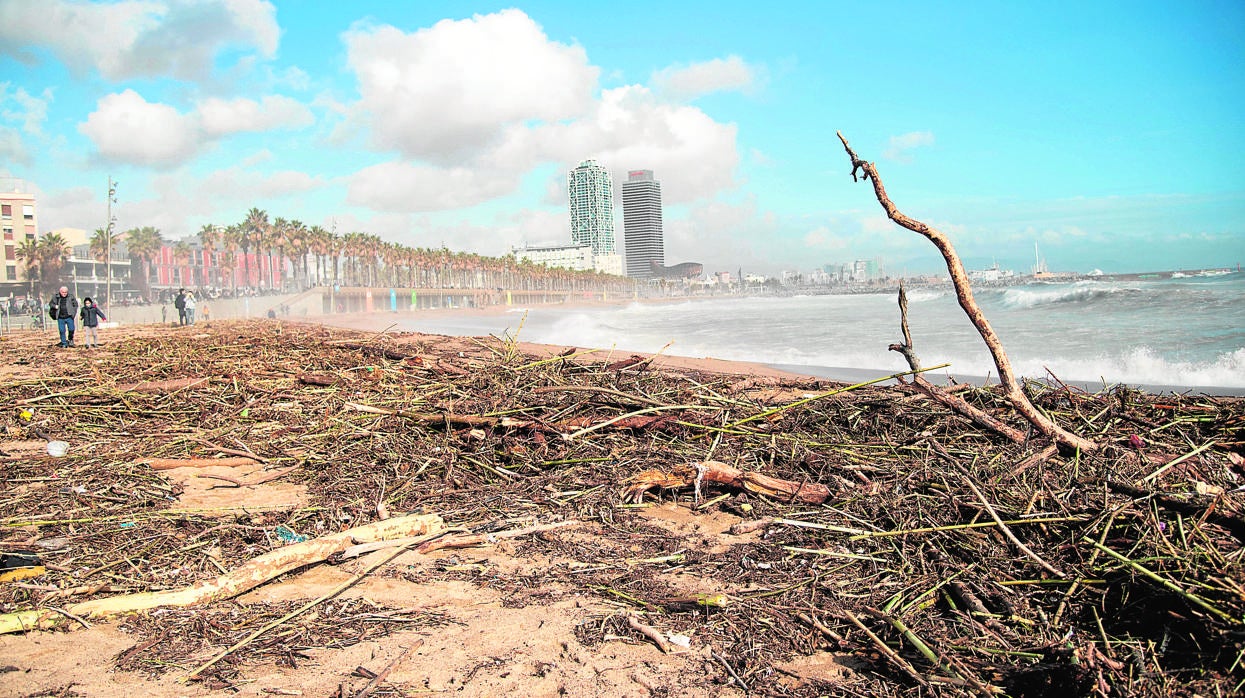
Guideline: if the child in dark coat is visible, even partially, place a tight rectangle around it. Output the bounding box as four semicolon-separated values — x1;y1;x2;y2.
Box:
79;297;108;349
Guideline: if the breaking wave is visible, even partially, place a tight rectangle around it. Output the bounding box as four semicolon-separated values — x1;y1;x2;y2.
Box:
998;282;1141;309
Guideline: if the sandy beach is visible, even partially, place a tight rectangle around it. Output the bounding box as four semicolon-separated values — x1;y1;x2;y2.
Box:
1;319;1242;697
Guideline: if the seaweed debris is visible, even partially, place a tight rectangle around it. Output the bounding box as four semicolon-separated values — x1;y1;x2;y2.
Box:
1;320;1242;696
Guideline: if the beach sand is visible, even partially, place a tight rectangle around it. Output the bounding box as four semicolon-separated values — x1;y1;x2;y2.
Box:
1;319;1241;697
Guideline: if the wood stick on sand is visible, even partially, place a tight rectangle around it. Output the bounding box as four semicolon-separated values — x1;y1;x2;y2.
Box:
0;513;445;634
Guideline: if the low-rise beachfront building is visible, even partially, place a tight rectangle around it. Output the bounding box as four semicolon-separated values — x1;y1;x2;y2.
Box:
512;242;594;272
1;178;38;293
593;253;623;276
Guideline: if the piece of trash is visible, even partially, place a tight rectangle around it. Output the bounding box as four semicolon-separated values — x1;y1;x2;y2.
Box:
35;537;71;550
667;633;692;648
0;552;45;583
1195;481;1225;497
47;440;69;457
1128;434;1145;449
275;525;308;544
119;522;136;529
19;408;33;422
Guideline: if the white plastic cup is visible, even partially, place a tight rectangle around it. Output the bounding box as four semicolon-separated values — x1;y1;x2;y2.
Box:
47;441;69;457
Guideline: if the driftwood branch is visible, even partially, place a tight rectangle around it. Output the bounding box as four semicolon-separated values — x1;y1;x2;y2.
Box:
0;514;445;634
889;284;1027;445
837;131;1097;453
625;460;831;505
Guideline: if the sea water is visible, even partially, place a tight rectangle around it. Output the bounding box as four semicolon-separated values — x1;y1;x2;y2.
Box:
400;272;1245;392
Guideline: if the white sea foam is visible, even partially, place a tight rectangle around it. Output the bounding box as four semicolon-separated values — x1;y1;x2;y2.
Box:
999;282;1135;309
1011;347;1245;389
905;290;948;303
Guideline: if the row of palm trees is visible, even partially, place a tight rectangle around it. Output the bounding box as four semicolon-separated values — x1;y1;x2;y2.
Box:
192;208;636;295
18;208;636;300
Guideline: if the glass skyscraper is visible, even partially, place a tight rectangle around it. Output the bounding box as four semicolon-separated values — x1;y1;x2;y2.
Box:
567;160;616;256
621;170;664;278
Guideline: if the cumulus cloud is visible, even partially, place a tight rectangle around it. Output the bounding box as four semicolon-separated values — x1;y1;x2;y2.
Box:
651;55;759;100
348;83;740;214
78;89;314;168
79;90;201;167
0;0;279;81
347;161;519;212
198;95;314;136
883;131;935;161
341;10;743;217
344;9;598;163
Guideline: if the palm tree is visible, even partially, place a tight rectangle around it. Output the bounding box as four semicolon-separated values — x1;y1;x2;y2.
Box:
242;207;268;289
267;217;288;290
15;238;40;299
173;240;192;289
198;224;219;287
308;225;330;286
89;226;123;297
284;220;309;290
37;233;71;293
220;225;242;292
124;226;164;301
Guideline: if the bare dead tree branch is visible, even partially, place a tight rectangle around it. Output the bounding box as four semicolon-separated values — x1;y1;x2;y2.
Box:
889;284;1028;445
837;131;1097;453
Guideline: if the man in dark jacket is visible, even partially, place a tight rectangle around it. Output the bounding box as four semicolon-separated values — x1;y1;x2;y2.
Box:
48;286;79;348
174;288;187;326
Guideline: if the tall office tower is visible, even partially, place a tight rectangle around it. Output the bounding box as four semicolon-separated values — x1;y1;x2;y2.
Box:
567;160;616;256
621;170;664;278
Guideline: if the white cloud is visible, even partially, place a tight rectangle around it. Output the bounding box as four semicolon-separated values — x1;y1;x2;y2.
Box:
32;185;99;232
78;89;313;168
344;9;598;163
0;0;279;81
347;83;740;215
199;166;324;200
803;226;847;250
0;125;28;165
347;161;519;212
198;95;313;136
651;55;759;100
0;83;53;135
883;131;935;161
79;90;201;167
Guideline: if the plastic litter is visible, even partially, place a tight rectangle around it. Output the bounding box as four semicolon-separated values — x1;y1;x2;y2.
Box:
46;440;69;457
0;552;45;583
275;525;308;544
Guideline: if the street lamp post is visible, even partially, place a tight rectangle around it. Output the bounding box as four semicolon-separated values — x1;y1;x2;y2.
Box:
105;176;117;310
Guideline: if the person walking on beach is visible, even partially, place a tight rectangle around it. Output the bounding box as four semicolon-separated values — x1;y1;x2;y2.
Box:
174;289;187;326
78;297;107;349
184;291;197;325
47;286;78;348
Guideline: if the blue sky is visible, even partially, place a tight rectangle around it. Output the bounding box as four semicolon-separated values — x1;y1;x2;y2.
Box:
2;0;1242;275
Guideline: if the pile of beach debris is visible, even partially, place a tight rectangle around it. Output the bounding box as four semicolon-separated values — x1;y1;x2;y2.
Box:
1;320;1241;696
